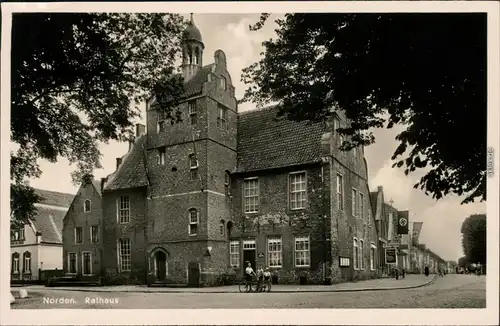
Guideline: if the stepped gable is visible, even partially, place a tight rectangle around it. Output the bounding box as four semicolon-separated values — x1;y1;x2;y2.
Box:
236;106;326;173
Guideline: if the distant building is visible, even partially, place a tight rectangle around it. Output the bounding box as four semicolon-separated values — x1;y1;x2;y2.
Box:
10;185;74;281
96;15;381;286
62;177;102;278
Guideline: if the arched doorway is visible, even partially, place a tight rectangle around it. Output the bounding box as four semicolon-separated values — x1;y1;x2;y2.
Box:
150;248;168;282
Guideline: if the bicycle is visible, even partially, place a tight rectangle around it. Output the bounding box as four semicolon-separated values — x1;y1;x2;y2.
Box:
238;278;272;293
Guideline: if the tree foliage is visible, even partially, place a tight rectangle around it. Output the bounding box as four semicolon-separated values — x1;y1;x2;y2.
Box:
241;13;486;204
460;214;486;264
11;13;187;227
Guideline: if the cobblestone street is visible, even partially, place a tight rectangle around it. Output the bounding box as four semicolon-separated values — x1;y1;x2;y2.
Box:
11;274;485;309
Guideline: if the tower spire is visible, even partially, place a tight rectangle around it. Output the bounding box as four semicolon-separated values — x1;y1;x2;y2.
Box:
190;13;194;24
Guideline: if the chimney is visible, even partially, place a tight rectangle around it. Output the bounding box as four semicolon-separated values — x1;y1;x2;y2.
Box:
377;186;383;192
116;157;122;171
23;180;30;187
35;231;42;244
100;177;107;193
135;124;146;137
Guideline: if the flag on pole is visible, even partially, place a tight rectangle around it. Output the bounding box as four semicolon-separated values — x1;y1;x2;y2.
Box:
412;222;423;245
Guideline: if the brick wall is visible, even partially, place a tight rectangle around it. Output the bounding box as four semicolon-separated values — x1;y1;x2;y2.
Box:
62;181;102;276
102;188;147;284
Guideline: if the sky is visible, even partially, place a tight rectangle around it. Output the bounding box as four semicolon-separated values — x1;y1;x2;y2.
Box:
25;13;486;262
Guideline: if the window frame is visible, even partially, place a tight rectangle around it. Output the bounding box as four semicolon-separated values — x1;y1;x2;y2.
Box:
188;101;197;125
117;196;131;224
158;147;166;165
353;238;359;270
219;220;225;237
118;238;131;273
189;154;199;180
243;177;260;213
359;192;365;221
337;173;344;211
157;110;166;133
90;225;99;244
23;252;31;273
188;209;199;236
289;171;307;210
370;243;377;270
75;226;83;244
294;235;311;268
217;105;228;130
219;76;227;90
267;236;283;268
359;239;364;270
84;199;91;213
12;253;20;274
229;240;240;268
68;252;78;274
351;188;358;217
82;251;93;276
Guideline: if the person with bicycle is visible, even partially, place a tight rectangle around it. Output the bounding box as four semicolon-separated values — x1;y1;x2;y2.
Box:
245;261;256;284
263;267;271;282
256;265;265;291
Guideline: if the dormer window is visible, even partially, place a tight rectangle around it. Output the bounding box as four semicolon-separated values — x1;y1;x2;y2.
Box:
84;199;91;213
188;101;197;125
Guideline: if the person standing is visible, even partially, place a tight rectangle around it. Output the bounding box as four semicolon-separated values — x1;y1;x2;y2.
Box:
401;268;406;279
424;265;429;277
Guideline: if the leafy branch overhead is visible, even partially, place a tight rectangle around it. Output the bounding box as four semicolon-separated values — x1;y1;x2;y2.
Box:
11;13;188;226
242;13;486;204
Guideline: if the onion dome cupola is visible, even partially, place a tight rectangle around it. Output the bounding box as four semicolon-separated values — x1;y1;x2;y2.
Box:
182;13;205;81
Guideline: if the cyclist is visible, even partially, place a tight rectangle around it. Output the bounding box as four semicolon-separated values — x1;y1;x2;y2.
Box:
244;261;256;285
263;267;271;282
256;265;264;291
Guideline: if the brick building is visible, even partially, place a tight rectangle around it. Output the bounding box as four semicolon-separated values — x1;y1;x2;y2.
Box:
62;176;103;278
96;15;381;286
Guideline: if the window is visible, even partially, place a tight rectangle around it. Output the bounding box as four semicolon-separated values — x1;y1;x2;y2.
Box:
188;101;197;125
224;171;231;196
189;209;199;236
295;236;310;267
118;196;130;224
230;240;240;268
243;178;259;213
290;172;307;210
158;147;166;165
189;154;199;180
359;193;364;220
68;252;77;274
370;244;376;270
84;199;91;212
91;225;99;244
118;239;131;272
12;253;20;273
337;174;344;210
267;237;282;268
353;238;359;270
219;220;225;236
23;252;31;273
243;239;256;250
219;76;227;90
359;240;364;270
11;228;25;241
334;117;344;150
351;189;357;217
217;105;228;129
82;252;92;275
75;227;83;244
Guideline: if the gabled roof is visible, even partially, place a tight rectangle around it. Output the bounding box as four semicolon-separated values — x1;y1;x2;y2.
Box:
236;106;326;173
103;134;149;191
183;64;212;98
35;189;74;208
32;188;73;244
369;192;378;215
91;179;102;196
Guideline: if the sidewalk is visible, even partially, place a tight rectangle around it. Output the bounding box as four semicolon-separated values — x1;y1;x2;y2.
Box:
19;274;437;294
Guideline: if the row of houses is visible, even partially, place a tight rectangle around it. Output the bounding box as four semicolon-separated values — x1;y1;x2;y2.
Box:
11;15;450;286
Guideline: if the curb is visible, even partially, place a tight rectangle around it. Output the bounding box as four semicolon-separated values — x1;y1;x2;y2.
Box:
24;275;438;294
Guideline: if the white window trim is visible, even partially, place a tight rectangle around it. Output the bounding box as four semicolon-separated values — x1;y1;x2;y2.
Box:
12;255;20;273
68;252;78;275
90;225;99;244
294;235;311;268
289;171;308;211
353;237;359;270
267;236;283;268
359;239;365;270
158;147;166;165
188;209;199;236
243;239;256;250
117;196;131;224
336;173;344;211
351;188;358;217
189;154;199;169
84;199;91;213
74;226;83;244
243;177;260;213
229;240;240;268
359;192;364;221
23;254;31;273
81;251;93;276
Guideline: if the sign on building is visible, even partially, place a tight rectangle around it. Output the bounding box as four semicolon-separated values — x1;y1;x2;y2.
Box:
385;248;397;264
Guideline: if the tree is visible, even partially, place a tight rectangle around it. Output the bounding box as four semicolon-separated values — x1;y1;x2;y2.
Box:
241;13;486;204
11;13;188;228
460;214;486;264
